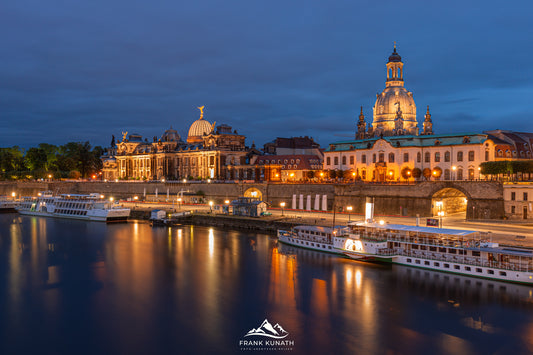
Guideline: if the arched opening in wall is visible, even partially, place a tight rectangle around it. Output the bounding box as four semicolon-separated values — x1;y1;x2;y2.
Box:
432;188;467;219
244;188;262;200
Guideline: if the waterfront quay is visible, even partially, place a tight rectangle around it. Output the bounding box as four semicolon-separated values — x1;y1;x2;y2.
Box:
0;180;509;219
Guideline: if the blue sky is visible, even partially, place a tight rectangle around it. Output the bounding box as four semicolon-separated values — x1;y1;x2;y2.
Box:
2;0;533;149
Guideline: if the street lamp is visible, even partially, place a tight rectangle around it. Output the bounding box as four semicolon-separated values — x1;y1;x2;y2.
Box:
346;205;353;221
280;202;286;216
177;197;182;210
209;200;214;213
11;192;16;198
452;166;457;181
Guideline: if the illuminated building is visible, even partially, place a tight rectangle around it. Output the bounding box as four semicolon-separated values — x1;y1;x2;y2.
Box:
103;108;264;181
324;46;533;182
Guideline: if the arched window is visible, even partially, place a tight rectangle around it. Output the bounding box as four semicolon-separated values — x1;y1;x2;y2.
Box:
425;152;430;163
326;157;331;165
444;151;450;162
379;153;384;162
468;151;475;161
457;151;463;162
342;156;346;165
388;153;395;163
434;152;440;162
334;157;339;165
362;154;367;163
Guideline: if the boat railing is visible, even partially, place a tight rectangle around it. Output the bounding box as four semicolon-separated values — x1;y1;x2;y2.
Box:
401;249;531;272
358;232;485;249
286;232;332;245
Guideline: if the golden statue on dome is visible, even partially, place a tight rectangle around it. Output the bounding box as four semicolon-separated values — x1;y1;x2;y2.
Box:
197;106;205;119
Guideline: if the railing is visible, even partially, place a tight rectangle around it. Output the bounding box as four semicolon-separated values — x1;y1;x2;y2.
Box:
399;249;532;272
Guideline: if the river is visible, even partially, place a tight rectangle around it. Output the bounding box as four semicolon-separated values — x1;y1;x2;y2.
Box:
0;214;532;354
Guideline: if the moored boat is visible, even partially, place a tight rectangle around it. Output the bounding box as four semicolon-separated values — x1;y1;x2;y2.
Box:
277;225;348;255
0;196;19;213
334;222;533;285
16;192;130;222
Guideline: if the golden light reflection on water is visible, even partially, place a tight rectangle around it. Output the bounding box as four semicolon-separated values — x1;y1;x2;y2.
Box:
208;228;214;258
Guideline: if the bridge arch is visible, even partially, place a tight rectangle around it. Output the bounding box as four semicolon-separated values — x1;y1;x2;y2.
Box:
244;187;263;200
431;186;470;217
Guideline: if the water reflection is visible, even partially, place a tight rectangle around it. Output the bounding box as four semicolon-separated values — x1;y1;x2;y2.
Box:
0;215;533;354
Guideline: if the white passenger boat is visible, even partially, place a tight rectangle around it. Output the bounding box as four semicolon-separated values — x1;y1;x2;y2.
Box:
0;196;19;212
16;192;130;222
333;222;533;285
277;225;348;255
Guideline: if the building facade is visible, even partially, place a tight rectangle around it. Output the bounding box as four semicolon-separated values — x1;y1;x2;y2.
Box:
325;46;532;182
102;109;265;181
503;183;533;220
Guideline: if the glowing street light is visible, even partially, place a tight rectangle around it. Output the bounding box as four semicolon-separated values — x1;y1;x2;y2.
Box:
183;178;187;183
161;178;165;183
280;202;286;216
346;205;353;221
109;197;114;202
208;200;214;213
177;197;182;210
11;192;16;198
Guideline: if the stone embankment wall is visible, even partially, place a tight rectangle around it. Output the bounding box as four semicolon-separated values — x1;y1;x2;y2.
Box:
0;180;505;219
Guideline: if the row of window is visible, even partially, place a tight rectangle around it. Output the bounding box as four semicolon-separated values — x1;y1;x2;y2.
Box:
405;258;507;276
56;209;88;216
289;238;333;250
497;150;531;158
326;150;481;166
56;202;91;210
510;192;529;201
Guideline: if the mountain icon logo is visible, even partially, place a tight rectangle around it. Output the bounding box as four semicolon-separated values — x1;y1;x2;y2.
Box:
244;319;289;339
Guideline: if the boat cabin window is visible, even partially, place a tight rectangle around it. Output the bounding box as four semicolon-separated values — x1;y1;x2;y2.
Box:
412;245;418;250
420;246;427;250
415;260;420;264
424;261;430;266
458;250;466;255
449;249;457;254
429;247;437;252
465;266;471;271
434;262;440;267
439;247;446;253
472;251;480;257
444;264;450;268
499;271;507;276
476;268;482;273
454;265;460;270
488;270;494;275
407;258;412;263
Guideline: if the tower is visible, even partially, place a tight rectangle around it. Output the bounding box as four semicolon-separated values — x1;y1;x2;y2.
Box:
422;105;433;135
371;44;418;137
356;106;367;139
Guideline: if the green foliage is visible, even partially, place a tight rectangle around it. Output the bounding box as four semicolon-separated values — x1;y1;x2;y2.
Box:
480;161;533;175
0;141;105;180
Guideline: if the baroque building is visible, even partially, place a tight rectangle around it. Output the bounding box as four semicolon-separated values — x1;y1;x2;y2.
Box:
102;107;267;181
325;46;531;182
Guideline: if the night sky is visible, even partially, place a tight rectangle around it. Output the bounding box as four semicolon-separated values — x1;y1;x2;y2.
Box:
2;0;533;149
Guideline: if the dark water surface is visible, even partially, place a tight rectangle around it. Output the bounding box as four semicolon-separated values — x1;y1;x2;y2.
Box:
1;215;533;354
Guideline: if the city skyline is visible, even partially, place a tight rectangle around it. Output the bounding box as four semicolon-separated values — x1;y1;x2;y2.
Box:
2;1;533;149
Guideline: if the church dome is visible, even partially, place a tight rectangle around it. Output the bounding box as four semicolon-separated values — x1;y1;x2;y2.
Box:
161;126;181;142
187;117;213;143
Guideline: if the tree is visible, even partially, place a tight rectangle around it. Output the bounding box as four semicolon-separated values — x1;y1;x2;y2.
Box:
422;168;432;180
412;168;422;179
401;167;412;180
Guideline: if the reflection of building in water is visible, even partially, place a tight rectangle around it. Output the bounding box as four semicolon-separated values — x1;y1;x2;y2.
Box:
276;243;379;354
393;265;533;306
